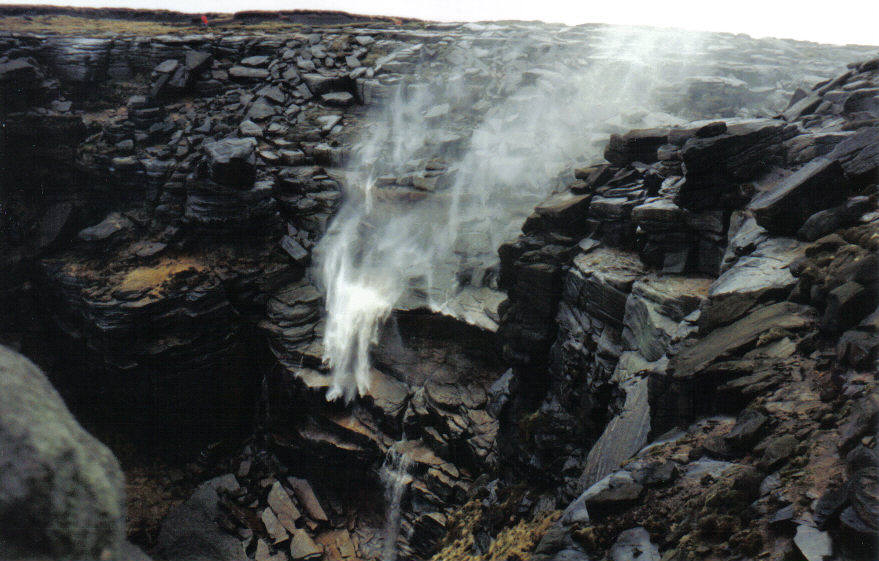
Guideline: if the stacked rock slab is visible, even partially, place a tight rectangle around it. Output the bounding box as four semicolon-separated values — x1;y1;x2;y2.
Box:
0;24;389;446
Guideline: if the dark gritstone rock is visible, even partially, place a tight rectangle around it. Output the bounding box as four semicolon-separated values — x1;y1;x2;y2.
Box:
798;205;851;241
524;193;593;236
156;474;246;561
759;434;799;469
676;119;787;210
724;409;767;450
203;138;258;187
828;126;879;180
184;180;277;230
0;57;48;110
0;346;125;560
839;395;879;452
302;73;353;97
669;302;814;379
822;281;873;332
814;484;850;529
846;467;879;536
750;158;850;234
621;275;709;361
604;128;668;166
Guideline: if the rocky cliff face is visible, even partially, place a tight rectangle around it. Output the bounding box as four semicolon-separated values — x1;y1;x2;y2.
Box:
0;12;877;561
488;54;879;561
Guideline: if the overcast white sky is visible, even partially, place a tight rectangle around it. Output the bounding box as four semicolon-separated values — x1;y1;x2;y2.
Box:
8;0;879;46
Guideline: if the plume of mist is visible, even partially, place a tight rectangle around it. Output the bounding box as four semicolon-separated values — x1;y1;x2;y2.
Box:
317;24;711;402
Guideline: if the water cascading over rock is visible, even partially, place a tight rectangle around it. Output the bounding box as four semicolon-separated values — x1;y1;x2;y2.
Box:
380;443;414;561
317;25;715;401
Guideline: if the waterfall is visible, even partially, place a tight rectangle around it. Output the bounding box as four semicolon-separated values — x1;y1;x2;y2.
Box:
380;443;413;561
316;24;709;402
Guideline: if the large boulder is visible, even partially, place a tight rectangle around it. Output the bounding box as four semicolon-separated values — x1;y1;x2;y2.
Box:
0;57;47;111
750;158;849;234
676;119;787;210
604;128;669;166
0;345;126;560
203;138;257;188
155;474;246;561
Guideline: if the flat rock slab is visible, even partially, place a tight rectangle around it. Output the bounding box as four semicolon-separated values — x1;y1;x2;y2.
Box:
78;212;133;242
267;481;301;533
229;66;270;80
609;527;660;561
290;529;323;560
670;301;814;379
286;477;329;522
579;375;651;490
702;237;804;326
321;92;355;106
579;470;643;505
793;525;833;561
261;506;289;544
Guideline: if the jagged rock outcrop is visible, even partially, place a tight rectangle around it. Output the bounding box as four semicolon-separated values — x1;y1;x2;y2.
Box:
488;54;879;561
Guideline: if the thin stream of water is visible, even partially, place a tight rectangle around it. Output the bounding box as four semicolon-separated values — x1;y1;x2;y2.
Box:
380;443;413;561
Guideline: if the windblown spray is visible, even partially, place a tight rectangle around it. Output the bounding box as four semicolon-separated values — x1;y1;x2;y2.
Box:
317;24;712;401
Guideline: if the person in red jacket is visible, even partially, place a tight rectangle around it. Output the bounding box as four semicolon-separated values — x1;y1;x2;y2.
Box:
201;14;209;28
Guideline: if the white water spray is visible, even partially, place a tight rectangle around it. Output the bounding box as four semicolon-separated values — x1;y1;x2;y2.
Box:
318;24;716;401
379;444;413;561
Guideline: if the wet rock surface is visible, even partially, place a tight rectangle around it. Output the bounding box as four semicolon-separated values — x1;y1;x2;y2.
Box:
0;12;877;561
489;54;879;561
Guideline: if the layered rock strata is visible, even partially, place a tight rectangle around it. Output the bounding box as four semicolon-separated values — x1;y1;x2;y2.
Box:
1;15;877;561
488;56;878;561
